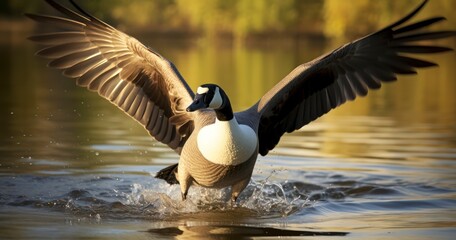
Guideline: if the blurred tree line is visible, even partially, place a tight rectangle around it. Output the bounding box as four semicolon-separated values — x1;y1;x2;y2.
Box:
2;0;455;40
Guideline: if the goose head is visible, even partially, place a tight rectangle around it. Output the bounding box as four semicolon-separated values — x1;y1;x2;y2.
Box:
186;84;233;121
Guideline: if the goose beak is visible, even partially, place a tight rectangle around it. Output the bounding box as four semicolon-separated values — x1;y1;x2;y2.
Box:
186;94;206;112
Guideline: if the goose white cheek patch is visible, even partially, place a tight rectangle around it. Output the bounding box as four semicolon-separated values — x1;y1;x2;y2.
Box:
209;88;223;109
197;87;209;94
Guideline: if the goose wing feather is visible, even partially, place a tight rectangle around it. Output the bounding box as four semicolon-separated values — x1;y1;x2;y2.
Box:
246;0;455;156
27;0;195;153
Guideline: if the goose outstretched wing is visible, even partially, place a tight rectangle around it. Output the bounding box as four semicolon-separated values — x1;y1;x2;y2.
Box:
27;0;195;153
252;0;455;155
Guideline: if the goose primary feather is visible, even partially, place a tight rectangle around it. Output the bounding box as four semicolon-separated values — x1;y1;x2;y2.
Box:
28;0;455;202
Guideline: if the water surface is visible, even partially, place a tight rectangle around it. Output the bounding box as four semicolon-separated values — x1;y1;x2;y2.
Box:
1;31;456;239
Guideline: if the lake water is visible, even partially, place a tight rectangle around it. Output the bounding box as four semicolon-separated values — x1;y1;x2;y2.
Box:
1;30;455;239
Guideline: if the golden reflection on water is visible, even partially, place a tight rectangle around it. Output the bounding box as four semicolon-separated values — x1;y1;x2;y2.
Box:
160;38;322;110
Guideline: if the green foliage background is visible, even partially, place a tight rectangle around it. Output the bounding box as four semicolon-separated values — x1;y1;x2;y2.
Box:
2;0;455;40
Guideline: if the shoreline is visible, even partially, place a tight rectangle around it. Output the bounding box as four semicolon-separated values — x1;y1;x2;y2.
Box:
1;18;325;43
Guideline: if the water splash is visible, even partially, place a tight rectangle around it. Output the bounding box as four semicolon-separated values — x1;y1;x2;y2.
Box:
240;179;312;217
121;177;313;219
2;172;420;222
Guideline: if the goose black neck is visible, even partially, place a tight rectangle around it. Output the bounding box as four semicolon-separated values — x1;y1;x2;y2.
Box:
215;90;233;121
215;104;233;121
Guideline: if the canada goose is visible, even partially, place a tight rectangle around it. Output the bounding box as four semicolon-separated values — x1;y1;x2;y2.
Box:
28;0;455;202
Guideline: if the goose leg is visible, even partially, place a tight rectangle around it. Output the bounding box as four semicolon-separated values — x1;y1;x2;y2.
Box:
177;164;192;201
230;177;250;203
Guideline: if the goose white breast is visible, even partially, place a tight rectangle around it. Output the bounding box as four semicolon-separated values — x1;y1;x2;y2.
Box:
197;117;257;166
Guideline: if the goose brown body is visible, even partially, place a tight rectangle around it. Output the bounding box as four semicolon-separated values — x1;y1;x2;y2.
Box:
28;0;455;202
